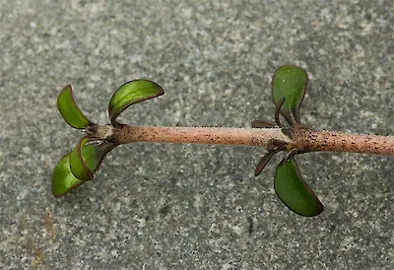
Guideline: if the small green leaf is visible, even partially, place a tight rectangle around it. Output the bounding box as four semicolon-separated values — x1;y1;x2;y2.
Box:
274;157;323;217
272;65;308;124
52;152;83;197
108;80;164;127
70;137;116;181
69;137;94;181
57;85;92;129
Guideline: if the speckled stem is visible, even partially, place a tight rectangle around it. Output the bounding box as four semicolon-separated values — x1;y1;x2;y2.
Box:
110;125;291;148
291;125;394;156
90;124;394;156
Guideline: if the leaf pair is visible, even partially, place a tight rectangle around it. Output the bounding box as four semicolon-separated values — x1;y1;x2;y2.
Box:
52;141;116;197
52;80;164;197
254;65;323;217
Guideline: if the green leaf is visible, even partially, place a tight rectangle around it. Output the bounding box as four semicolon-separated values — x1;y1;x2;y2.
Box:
108;80;164;127
57;85;92;129
272;65;308;124
274;157;323;217
69;137;116;181
52;152;83;197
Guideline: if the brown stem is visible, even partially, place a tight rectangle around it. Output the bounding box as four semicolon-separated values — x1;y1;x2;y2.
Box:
110;125;291;148
91;124;394;156
291;125;394;156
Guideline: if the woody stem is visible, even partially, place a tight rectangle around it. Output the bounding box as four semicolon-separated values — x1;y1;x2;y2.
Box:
90;124;394;156
290;125;394;156
108;125;291;148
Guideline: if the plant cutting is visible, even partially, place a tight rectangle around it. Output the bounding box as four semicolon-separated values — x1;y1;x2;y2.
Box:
52;65;394;217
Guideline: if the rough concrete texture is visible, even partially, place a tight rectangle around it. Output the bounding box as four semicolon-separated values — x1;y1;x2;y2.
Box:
0;0;393;269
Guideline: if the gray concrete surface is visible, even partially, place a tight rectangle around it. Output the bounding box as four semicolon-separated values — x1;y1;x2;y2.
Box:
1;0;393;269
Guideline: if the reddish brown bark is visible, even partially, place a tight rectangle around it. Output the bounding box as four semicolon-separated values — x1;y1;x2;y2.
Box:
90;124;394;156
112;125;291;148
291;125;394;156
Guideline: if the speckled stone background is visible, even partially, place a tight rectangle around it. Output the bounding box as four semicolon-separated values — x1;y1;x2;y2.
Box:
1;0;393;269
